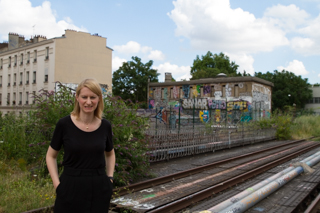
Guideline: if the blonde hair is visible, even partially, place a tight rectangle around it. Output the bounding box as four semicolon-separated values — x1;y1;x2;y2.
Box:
71;78;104;119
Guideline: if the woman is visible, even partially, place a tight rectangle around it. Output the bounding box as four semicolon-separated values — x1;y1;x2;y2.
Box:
46;78;115;213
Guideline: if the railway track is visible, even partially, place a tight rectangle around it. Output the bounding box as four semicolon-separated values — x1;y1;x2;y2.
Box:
111;140;320;213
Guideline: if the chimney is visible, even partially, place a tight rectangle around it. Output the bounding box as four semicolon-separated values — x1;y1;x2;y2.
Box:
165;72;172;82
8;33;19;50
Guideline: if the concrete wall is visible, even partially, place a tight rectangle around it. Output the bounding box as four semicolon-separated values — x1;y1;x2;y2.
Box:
54;30;112;93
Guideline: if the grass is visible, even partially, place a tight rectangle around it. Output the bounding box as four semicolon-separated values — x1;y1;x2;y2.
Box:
291;115;320;140
0;161;55;213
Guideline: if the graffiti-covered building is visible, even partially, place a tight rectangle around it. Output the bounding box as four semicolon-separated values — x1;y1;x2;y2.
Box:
148;73;274;124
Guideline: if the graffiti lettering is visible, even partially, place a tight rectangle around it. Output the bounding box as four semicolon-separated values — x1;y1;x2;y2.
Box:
208;99;226;110
182;98;208;109
227;101;247;111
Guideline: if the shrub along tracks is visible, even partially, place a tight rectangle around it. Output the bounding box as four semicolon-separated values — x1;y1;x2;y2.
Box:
111;140;320;213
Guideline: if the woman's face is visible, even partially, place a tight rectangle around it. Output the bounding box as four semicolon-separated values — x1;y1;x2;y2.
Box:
76;87;100;114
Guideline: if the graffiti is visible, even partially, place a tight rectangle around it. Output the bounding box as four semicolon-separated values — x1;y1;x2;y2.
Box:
154;109;167;124
169;112;177;129
149;99;155;109
182;98;208;109
149;89;153;98
239;92;251;97
225;84;233;97
214;91;222;98
155;88;161;100
215;109;221;122
168;101;180;108
212;84;222;90
199;110;210;123
154;100;167;109
208;99;226;110
192;86;198;97
197;85;201;94
227;101;247;111
203;85;211;95
182;85;190;98
172;86;179;99
252;91;269;102
240;112;252;122
163;88;168;102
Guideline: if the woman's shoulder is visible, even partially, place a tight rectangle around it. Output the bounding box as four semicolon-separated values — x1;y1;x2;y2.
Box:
101;118;112;127
57;115;71;125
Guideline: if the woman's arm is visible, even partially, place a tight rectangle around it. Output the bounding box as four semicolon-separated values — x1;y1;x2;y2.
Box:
46;146;60;189
105;149;115;182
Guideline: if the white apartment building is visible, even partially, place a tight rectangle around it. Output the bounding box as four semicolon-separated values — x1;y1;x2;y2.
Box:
0;30;113;114
305;85;320;114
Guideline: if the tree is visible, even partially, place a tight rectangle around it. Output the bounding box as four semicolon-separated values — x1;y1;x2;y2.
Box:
190;51;240;80
112;56;160;103
255;70;312;110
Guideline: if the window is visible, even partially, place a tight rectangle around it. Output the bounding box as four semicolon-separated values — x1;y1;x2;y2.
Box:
8;74;10;86
20;72;23;85
14;55;17;66
0;93;2;105
26;71;29;84
27;52;30;64
13;93;16;105
0;76;2;87
7;93;10;105
13;73;16;86
33;50;37;62
315;97;320;104
33;71;36;83
26;92;29;105
33;91;36;104
19;92;22;105
45;47;49;60
20;54;23;65
0;58;2;69
44;68;48;82
8;57;11;68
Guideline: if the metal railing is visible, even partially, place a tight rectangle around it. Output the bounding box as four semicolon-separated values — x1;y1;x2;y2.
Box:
146;126;276;162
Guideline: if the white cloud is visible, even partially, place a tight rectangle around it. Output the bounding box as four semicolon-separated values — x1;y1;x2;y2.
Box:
148;50;165;61
263;4;309;32
0;0;87;40
168;0;289;54
277;60;309;75
112;56;127;72
153;62;191;81
113;41;152;54
227;53;255;75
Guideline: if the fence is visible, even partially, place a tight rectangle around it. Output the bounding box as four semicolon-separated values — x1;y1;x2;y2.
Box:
145;126;276;162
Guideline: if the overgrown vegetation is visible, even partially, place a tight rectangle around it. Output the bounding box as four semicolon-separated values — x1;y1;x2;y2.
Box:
0;83;151;212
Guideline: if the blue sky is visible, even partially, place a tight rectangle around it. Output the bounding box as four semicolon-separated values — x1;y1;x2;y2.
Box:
1;0;320;84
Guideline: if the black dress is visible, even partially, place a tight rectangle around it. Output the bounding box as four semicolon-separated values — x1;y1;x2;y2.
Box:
50;115;113;213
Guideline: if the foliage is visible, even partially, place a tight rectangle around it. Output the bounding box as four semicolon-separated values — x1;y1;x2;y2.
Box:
0;162;55;213
291;115;320;139
112;56;160;104
104;97;151;186
255;110;293;140
190;51;241;80
255;70;312;111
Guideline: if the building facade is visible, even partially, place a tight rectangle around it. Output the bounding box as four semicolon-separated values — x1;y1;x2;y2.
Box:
305;85;320;114
0;30;112;114
148;73;273;123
